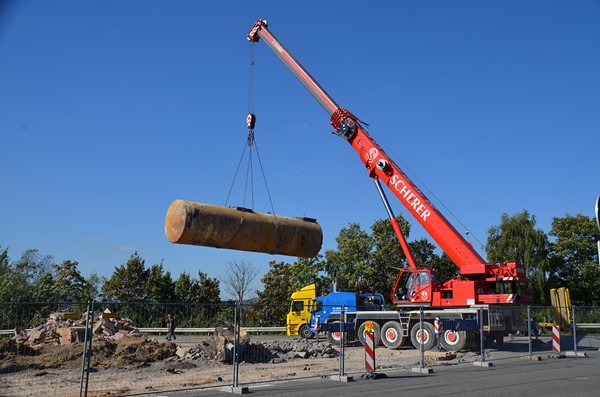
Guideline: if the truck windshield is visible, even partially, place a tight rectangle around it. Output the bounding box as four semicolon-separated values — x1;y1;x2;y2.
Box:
291;301;304;312
313;300;323;313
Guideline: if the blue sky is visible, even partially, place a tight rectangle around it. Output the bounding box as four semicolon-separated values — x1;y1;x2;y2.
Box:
1;1;598;289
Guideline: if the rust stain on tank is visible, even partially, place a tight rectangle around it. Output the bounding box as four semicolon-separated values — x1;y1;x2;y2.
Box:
165;199;322;258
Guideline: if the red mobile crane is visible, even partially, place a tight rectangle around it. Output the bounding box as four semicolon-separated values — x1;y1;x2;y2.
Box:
248;19;531;351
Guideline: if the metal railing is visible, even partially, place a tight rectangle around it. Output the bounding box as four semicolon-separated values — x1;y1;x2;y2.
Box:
0;326;286;336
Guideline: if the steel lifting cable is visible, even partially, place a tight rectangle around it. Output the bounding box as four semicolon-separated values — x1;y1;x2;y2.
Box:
224;41;277;216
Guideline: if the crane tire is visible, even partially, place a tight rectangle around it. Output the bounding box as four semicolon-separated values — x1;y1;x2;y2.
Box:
357;321;381;346
410;321;436;351
439;329;467;352
381;321;404;349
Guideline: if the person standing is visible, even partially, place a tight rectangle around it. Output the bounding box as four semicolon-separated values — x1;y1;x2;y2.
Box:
166;313;176;341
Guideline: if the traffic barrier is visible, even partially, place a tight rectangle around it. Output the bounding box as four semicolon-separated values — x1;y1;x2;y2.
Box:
434;316;441;348
552;324;560;353
364;321;375;372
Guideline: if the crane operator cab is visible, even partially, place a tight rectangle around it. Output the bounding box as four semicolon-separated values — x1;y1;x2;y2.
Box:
392;268;437;306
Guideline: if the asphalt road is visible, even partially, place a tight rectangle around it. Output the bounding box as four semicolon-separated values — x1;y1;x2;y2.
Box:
157;345;600;397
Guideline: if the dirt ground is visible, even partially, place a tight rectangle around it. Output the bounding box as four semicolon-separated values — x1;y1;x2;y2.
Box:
0;335;477;397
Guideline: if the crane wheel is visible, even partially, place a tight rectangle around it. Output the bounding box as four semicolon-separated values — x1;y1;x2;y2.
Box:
358;321;381;346
381;321;404;349
410;322;436;351
440;329;467;351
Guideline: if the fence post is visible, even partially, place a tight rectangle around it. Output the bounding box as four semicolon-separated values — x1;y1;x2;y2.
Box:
566;305;586;357
419;306;424;368
79;300;94;397
527;305;532;357
479;307;485;363
224;302;249;394
79;301;90;397
473;306;493;367
410;306;433;374
572;305;577;355
339;304;345;377
232;302;239;388
330;304;353;382
523;305;542;361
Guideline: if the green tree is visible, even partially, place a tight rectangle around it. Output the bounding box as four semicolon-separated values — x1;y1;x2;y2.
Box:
32;272;55;302
175;272;199;303
14;249;53;284
196;271;221;305
52;260;89;302
324;222;374;292
0;246;13;302
486;210;550;304
103;252;149;302
289;254;327;292
257;260;292;304
549;214;600;305
407;237;458;284
144;262;176;302
255;261;292;326
0;246;9;277
83;272;107;301
370;216;413;297
11;249;53;300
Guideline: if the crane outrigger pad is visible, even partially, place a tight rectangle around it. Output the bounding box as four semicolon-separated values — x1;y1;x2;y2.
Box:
165;199;322;258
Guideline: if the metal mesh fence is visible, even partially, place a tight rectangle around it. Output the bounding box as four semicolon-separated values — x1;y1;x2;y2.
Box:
1;302;599;396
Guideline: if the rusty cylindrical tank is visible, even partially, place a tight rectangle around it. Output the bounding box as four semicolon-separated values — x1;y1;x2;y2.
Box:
165;199;322;258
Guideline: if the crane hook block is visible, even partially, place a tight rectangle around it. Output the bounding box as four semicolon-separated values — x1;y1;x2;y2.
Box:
246;113;256;130
165;199;323;258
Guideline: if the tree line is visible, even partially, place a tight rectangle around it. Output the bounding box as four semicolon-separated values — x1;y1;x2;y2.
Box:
1;210;599;312
255;211;600;309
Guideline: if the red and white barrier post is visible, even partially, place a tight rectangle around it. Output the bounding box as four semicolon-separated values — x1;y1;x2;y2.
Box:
552;324;560;353
434;316;441;350
364;321;376;372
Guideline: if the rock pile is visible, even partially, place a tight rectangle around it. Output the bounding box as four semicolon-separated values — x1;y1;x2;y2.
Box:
12;310;144;348
92;310;144;341
173;330;339;365
258;338;339;362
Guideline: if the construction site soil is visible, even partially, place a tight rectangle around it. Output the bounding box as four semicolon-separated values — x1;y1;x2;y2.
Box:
0;336;477;397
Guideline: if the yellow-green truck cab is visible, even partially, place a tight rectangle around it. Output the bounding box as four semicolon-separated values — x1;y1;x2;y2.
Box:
286;284;316;338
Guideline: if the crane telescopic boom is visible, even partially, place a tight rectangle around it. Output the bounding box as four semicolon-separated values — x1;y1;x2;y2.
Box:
247;19;529;306
248;19;485;270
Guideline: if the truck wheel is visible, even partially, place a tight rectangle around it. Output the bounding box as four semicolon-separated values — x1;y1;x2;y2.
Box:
381;321;404;349
299;325;314;339
410;322;435;351
440;330;467;352
357;321;381;346
327;321;342;345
